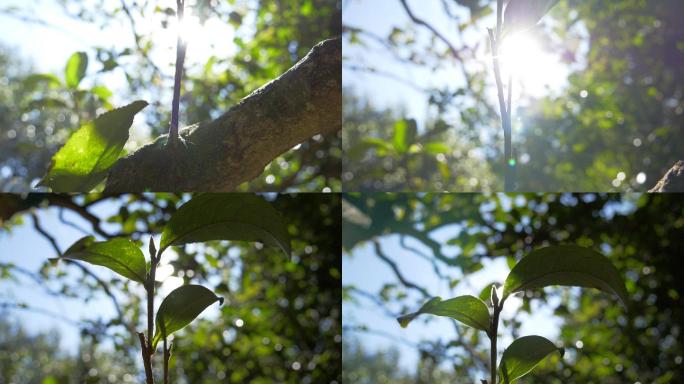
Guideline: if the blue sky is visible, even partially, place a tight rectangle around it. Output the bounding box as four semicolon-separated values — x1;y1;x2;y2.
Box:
0;202;121;353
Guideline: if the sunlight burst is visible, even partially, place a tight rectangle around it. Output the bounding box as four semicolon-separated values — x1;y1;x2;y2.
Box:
145;10;236;72
499;33;566;96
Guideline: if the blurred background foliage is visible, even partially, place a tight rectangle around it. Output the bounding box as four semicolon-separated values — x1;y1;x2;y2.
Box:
0;193;341;383
342;193;683;383
0;0;341;192
343;0;684;191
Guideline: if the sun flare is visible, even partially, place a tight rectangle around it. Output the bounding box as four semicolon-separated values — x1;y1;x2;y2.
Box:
499;33;566;96
144;10;236;72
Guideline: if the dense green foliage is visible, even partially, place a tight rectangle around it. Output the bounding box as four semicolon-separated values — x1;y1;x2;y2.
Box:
0;0;341;192
343;193;684;382
343;0;684;191
0;193;341;383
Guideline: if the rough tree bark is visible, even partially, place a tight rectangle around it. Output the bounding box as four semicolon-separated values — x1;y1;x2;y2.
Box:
649;160;684;192
104;37;341;192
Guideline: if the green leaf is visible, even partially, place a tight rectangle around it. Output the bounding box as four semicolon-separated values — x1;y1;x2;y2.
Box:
65;51;88;89
362;137;394;155
502;245;628;306
38;100;148;192
159;194;291;256
91;85;113;101
392;119;417;154
393;119;408;153
396;295;490;332
42;377;58;384
423;142;451;155
23;73;62;90
55;236;147;283
152;285;223;349
503;0;560;36
27;98;69;110
499;335;564;383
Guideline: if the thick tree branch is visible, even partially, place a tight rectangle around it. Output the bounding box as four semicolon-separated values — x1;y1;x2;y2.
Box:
105;37;341;192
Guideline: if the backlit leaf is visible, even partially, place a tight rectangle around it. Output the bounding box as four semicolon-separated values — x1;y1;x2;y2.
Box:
503;0;560;36
499;335;564;383
159;194;290;256
502;245;628;306
65;51;88;89
397;295;490;332
152;285;223;349
55;236;147;283
38;100;148;192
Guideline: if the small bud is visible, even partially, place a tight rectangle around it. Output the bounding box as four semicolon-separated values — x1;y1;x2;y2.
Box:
490;284;500;308
148;237;157;259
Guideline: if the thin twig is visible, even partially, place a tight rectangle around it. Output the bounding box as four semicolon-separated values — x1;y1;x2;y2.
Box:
489;0;514;191
119;0;164;77
168;0;187;147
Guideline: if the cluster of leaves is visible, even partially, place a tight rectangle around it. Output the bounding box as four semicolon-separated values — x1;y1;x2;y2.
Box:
0;48;111;192
342;193;683;382
342;90;495;191
0;193;341;383
51;193;290;383
398;245;626;383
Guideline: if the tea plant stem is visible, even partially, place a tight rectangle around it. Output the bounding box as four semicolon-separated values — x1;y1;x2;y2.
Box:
489;0;514;191
168;0;187;147
138;332;154;384
141;250;160;383
163;337;170;384
489;306;499;383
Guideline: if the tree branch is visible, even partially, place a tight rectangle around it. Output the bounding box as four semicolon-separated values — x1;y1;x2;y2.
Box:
649;160;684;192
105;37;341;192
373;240;430;297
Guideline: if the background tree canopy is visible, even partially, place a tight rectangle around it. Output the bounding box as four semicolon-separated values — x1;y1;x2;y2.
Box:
342;193;683;383
342;0;684;192
0;193;341;383
0;0;341;192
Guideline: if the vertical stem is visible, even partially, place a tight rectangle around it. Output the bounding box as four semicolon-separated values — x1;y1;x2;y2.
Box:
147;260;157;355
141;250;159;384
490;303;502;384
496;0;503;37
138;332;154;384
490;0;515;192
506;73;514;190
163;336;170;384
169;0;187;147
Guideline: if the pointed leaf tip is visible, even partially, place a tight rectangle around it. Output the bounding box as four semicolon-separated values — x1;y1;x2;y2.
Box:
58;236;147;283
502;0;561;36
396;296;490;332
499;335;563;383
40;100;148;192
153;285;222;350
